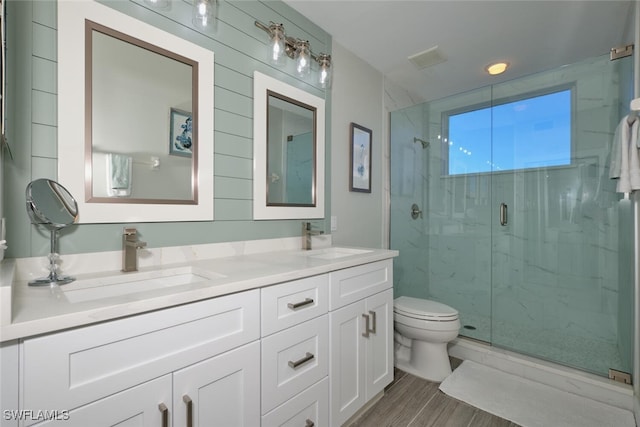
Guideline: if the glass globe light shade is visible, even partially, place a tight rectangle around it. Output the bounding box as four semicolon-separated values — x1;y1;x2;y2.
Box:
294;40;311;78
193;0;215;31
317;54;332;89
268;23;286;66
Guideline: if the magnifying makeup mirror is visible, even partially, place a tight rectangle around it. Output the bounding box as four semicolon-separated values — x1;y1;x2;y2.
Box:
26;179;79;286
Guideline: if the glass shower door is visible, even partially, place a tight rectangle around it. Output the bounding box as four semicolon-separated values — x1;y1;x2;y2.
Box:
489;55;634;376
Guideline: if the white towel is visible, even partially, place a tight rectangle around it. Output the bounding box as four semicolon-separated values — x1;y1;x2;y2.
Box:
609;115;640;193
107;153;132;197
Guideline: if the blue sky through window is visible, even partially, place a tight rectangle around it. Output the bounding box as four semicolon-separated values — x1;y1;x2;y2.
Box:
447;89;572;175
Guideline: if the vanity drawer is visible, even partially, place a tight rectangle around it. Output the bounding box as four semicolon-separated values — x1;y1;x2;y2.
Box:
261;274;329;336
262;377;328;427
261;315;328;414
21;290;259;414
329;259;393;310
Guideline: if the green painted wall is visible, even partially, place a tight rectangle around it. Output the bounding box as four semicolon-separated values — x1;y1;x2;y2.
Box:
4;0;332;258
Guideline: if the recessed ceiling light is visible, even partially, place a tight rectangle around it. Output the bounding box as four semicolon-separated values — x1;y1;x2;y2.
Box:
486;62;509;75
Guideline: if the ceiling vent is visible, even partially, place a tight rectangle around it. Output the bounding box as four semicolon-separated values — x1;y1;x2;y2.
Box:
408;46;447;69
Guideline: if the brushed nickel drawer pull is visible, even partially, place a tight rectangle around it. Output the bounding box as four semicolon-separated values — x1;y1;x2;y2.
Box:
362;313;370;338
158;403;168;427
369;310;377;334
288;352;315;368
305;419;315;427
183;395;193;427
288;297;314;310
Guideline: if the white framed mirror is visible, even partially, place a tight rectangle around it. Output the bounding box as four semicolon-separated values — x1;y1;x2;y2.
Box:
58;0;214;223
253;71;325;220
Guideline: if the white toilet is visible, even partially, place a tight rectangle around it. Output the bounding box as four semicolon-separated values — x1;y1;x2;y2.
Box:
393;296;460;382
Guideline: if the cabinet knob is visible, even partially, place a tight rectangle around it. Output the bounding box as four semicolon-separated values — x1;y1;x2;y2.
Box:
305;419;315;427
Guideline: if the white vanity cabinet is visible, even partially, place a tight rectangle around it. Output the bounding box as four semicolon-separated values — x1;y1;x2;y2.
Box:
328;260;394;427
260;274;330;427
21;290;261;427
8;252;398;427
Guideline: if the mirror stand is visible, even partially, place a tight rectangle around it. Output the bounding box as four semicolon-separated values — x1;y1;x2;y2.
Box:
26;178;79;287
29;229;75;286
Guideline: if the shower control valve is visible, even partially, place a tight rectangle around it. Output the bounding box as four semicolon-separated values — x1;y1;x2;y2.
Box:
411;203;423;220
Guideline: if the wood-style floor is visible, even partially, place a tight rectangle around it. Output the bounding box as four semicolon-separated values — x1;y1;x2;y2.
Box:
347;363;520;427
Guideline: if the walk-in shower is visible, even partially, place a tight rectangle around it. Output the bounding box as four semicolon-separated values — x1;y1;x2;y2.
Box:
390;53;635;377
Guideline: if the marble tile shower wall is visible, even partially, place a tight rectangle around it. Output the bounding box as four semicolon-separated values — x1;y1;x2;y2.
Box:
389;102;431;300
5;0;331;259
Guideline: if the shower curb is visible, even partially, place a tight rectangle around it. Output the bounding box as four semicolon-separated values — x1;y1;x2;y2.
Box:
448;337;634;412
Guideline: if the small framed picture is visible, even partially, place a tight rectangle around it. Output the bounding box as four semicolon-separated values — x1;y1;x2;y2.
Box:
349;122;372;193
169;108;193;157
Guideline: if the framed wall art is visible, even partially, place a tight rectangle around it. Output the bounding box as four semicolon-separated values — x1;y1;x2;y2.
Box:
349;122;372;193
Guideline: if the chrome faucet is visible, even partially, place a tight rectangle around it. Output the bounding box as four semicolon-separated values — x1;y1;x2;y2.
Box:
122;227;147;272
302;222;324;250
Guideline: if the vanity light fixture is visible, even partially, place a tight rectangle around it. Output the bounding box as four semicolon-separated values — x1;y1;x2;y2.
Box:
193;0;216;31
255;20;333;89
486;61;509;75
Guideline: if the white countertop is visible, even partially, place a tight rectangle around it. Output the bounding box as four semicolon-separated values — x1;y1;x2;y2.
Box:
0;244;398;342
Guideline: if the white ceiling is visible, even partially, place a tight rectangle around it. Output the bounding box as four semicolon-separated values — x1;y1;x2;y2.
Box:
282;0;636;103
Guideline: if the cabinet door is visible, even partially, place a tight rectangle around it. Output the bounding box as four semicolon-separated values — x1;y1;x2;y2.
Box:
173;341;260;427
329;300;366;427
31;376;171;427
365;289;393;400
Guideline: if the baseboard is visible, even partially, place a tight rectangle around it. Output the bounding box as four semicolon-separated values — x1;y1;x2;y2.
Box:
448;337;634;412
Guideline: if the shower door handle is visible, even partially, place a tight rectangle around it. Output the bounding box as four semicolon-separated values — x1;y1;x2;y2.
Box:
500;203;508;226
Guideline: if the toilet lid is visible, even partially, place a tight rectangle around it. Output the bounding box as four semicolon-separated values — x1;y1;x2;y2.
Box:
394;296;459;320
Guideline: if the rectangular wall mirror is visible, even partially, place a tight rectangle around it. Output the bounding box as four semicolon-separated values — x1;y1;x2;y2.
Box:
58;0;214;223
253;71;325;220
87;20;197;203
267;91;316;206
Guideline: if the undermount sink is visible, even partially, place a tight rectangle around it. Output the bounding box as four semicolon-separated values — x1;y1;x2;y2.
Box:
302;247;373;260
61;266;226;303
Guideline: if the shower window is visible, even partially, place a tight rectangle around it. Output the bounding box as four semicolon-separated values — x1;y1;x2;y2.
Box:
443;85;574;176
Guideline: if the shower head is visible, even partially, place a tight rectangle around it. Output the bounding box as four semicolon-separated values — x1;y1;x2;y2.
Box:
414;137;430;149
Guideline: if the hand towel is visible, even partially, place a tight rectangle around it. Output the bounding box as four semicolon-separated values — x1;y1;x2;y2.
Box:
107;153;132;197
609;115;640;193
